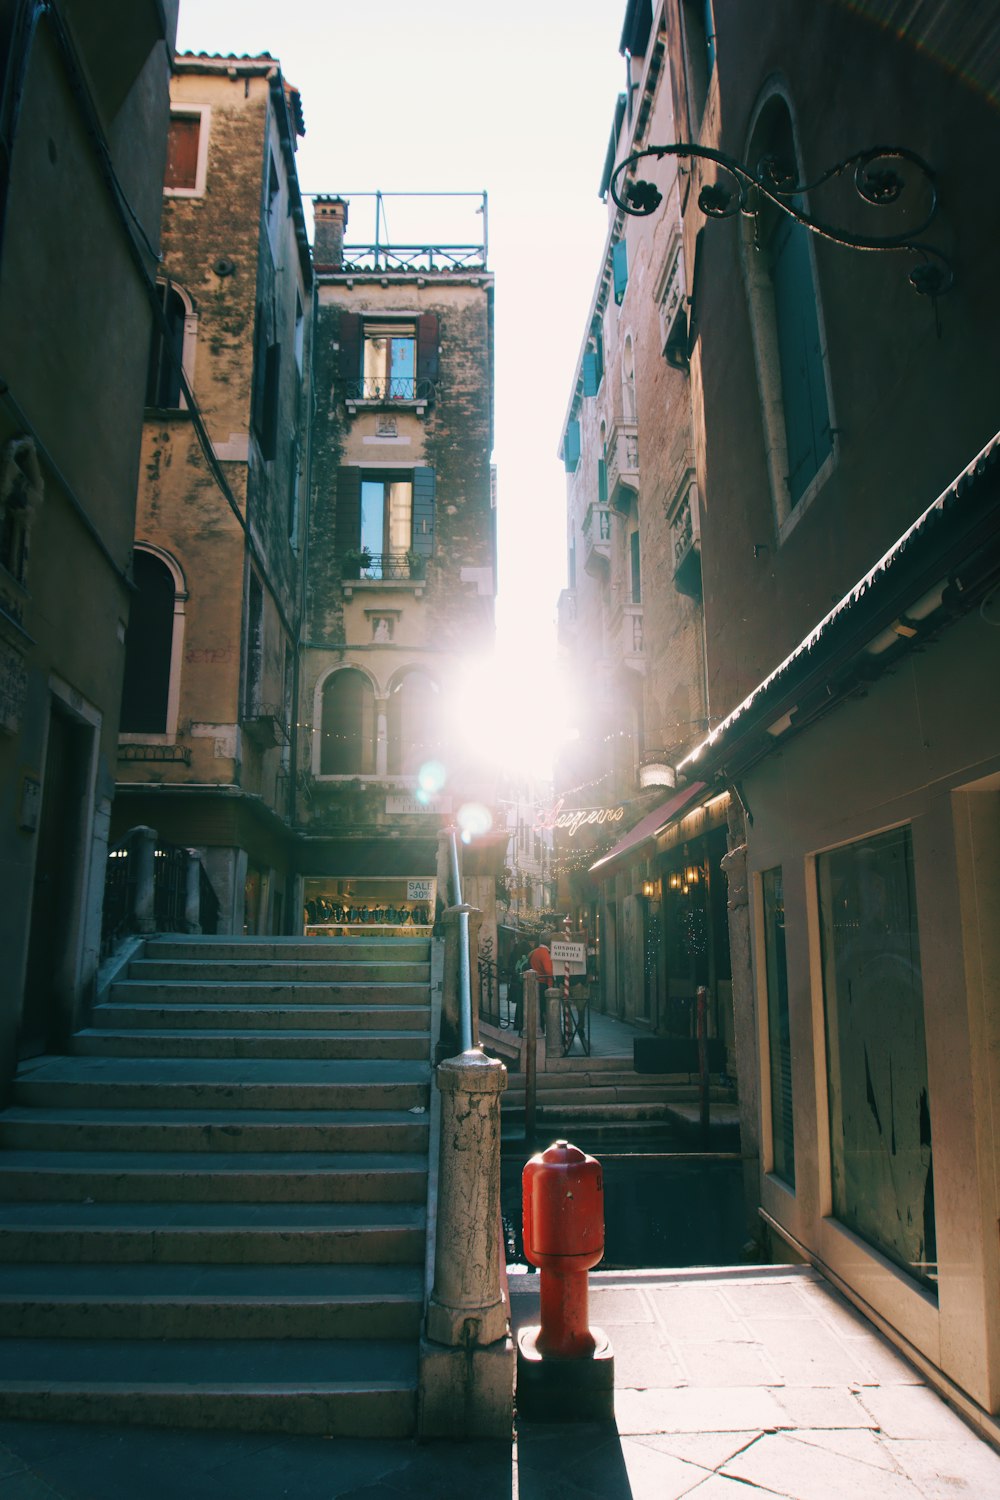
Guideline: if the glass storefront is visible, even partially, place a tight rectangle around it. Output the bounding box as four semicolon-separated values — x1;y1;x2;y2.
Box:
302;876;436;936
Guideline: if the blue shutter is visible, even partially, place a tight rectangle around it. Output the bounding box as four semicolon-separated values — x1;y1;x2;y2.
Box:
582;352;598;397
771;213;831;506
612;239;629;305
563;419;581;471
597;457;608;504
411;466;435;557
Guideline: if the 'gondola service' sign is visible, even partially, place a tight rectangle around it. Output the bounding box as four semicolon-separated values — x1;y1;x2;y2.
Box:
535;799;626;838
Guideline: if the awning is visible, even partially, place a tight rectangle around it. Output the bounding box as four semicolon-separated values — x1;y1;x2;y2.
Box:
589;781;707;877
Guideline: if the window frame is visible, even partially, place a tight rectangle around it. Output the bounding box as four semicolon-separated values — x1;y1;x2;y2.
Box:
118;544;187;744
163;105;210;198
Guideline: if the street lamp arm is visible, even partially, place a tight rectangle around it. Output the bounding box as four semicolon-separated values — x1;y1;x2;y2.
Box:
609;142;952;296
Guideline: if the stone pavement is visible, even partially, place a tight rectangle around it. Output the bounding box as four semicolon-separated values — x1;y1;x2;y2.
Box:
1;1264;998;1498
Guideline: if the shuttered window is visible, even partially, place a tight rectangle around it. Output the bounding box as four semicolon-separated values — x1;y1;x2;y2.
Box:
563;419;581;472
612;239;629;305
771;213;832;505
165;113;200;190
335;467;435;561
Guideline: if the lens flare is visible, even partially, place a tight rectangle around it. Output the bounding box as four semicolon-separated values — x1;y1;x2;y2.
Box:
457;801;493;843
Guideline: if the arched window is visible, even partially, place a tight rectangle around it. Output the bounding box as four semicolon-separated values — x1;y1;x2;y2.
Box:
387;670;439;775
320;669;376;775
622;334;636;422
742;93;834;528
146;281;196;409
121;550;177;733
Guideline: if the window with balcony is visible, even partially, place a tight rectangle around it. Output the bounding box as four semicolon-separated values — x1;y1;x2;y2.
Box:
339;312;438;405
335;466;435;579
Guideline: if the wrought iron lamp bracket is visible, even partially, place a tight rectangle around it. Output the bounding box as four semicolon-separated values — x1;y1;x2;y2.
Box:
610;143;952;296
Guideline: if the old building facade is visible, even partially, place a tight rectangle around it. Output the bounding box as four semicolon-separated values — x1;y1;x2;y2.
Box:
0;0;177;1090
555;1;733;1062
112;52;312;935
596;0;1000;1429
298;196;498;943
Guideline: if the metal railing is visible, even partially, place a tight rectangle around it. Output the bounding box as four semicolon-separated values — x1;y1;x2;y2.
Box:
344;375;436;403
346;551;427;582
447;828;474;1054
100;829;219;959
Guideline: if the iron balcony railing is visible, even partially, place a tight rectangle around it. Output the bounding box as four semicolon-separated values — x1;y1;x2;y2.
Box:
344;375;436;404
339;244;486;273
343;551;427;581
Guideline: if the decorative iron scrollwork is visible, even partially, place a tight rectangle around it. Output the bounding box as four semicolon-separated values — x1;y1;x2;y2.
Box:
610;143;952;296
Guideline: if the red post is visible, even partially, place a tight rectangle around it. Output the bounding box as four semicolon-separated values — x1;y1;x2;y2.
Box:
522;1140;604;1357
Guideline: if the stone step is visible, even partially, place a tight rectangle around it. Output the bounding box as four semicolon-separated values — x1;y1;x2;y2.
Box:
0;1202;425;1264
143;938;430;963
112;980;431;1006
0;1149;428;1203
73;1029;430;1061
502;1082;736;1106
93;1003;430;1031
0;1263;423;1340
128;960;432;984
0;1106;430;1154
502;1069;731;1092
503;1101;674;1123
0;1337;418;1436
11;1057;430;1113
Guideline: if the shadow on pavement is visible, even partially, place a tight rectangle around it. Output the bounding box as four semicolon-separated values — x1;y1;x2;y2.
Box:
516;1420;633;1500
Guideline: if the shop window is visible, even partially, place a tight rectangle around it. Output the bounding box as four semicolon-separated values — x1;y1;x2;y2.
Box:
387;669;440;775
762;866;795;1187
320;669;376;775
817;825;936;1289
338;312;438;403
120;550;176;734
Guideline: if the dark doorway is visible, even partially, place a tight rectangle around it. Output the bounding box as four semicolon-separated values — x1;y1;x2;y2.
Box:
21;704;92;1058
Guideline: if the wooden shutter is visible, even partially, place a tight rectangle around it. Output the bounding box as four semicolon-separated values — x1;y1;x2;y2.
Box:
260;343;281;461
771;214;831;505
612;239;629;305
411;467;436;557
598;457;608;504
563;419;581;471
416;313;439;387
338;312;361;390
582;352;599;397
165;114;200;190
335;467;362;557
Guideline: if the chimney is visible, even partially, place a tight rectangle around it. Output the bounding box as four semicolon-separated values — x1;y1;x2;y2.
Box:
313;196;349;269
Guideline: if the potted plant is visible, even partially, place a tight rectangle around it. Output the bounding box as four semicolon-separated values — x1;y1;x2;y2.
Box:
405;548;427;580
342;547;372;579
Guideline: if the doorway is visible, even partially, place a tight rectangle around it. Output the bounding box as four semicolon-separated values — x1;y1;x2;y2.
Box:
21;702;94;1058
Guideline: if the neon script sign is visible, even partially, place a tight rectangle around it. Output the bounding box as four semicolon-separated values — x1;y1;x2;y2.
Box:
536;799;626;838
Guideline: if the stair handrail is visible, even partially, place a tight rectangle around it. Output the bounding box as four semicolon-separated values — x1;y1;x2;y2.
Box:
446;826;475;1055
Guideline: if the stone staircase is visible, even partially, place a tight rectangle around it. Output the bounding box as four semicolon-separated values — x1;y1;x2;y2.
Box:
0;934;434;1435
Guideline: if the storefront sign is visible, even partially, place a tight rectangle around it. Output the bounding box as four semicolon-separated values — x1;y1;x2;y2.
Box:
407;879;435;903
535;798;626;838
386;794;453;815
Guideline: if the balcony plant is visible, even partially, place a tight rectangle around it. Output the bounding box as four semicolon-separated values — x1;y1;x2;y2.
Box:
405;548;427;581
342;546;372;579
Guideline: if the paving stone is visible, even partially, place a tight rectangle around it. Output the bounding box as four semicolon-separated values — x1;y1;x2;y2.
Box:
649;1286;751;1340
882;1435;1000;1496
771;1386;878;1429
632;1430;760;1470
722;1430;922;1499
615;1383;786;1434
670;1339;782;1387
790;1426;904;1471
586;1288;651;1324
719;1280;820;1319
744;1317;874;1385
857;1384;984;1441
675;1475;786;1497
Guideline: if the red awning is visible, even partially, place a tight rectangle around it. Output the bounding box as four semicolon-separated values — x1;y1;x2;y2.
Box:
589;781;708;876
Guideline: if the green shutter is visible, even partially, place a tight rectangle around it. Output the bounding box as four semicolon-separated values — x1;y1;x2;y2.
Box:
564;419;581;471
597;457;608;504
582;352;598;397
338;312;361;392
335;467;362;557
411;466;436;557
612;239;629;304
771;213;831;506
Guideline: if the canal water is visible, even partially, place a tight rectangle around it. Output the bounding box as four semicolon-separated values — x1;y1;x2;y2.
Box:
502;1142;749;1270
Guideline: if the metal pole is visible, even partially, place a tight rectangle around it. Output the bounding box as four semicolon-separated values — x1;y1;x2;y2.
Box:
524;974;537;1148
696;983;710;1143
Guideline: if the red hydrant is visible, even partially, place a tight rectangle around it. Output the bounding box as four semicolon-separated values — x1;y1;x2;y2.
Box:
522;1139;604;1357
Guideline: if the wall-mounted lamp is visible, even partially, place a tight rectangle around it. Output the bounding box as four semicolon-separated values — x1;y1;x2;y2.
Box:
668;871;683;891
684;863;701;887
610;143;952;297
641;878;657;899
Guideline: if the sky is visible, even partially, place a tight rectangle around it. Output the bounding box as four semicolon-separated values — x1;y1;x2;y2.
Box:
174;1;626;771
